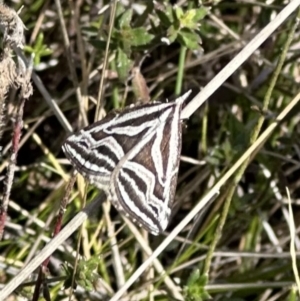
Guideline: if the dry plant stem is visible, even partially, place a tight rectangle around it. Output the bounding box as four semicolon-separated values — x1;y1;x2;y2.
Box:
0;52;15;144
54;0;88;127
32;172;77;301
0;96;25;239
175;46;187;95
205;281;293;292
203;7;300;276
12;48;73;133
69;178;88;300
30;70;73;133
54;171;77;237
287;188;300;295
72;0;89;114
140;230;154;301
29;0;50;44
103;202;126;289
1;115;44;159
87;8;111;74
0;28;32;239
69;216;84;301
0;2;22;143
94;0;117;122
201;102;208;154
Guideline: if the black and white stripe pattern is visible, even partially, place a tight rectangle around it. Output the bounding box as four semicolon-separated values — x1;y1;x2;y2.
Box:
62;93;189;235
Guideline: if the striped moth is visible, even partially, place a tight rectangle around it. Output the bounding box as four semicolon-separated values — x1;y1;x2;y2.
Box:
62;92;189;235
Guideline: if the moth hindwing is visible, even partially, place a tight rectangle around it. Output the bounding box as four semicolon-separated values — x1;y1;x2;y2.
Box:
62;92;190;235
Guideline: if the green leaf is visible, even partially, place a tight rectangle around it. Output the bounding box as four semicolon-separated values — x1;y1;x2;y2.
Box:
178;29;201;50
130;28;154;46
167;25;179;43
89;39;118;51
156;9;171;27
35;32;44;51
24;33;53;66
181;9;199;29
62;256;102;292
115;3;125;19
192;7;208;22
118;9;133;29
178;8;208;30
174;6;184;21
86;256;100;271
118;28;132;54
156;5;174;27
116;47;132;81
24;45;34;53
81;25;99;34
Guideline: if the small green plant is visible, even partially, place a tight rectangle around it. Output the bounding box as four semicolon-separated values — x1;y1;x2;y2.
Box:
62;256;101;291
24;33;52;66
90;3;207;81
183;270;210;301
156;5;207;50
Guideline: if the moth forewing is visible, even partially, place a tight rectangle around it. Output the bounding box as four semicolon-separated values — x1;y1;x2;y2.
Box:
62;110;121;191
110;97;185;235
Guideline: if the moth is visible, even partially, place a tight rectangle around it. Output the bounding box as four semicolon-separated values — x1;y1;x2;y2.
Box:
62;92;189;235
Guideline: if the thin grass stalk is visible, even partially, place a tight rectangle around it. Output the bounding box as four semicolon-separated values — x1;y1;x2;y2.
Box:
0;95;26;239
68;184;88;301
110;59;121;109
73;0;89;115
203;8;300;275
54;0;88;127
0;3;20;150
175;46;187;96
201;101;208;154
287;188;300;295
94;0;117;122
175;0;193;97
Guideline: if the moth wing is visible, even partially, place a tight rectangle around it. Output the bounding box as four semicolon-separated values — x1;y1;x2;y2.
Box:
62;111;121;190
62;102;178;191
110;99;183;235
